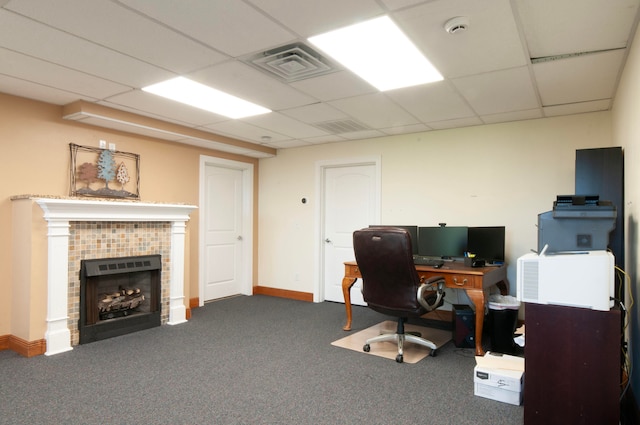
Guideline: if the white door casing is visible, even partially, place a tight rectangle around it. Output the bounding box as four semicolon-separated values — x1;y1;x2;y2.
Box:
199;156;253;304
315;157;381;304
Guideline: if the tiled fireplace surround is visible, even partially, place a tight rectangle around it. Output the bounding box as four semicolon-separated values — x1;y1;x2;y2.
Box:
14;197;196;356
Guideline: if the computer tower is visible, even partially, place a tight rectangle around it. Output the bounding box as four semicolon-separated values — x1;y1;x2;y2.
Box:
452;304;475;348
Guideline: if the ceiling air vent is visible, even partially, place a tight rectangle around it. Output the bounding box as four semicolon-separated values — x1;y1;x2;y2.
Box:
313;119;370;134
244;42;337;82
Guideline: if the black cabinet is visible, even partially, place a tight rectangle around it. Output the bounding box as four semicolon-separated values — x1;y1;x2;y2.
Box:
575;147;624;273
524;303;621;425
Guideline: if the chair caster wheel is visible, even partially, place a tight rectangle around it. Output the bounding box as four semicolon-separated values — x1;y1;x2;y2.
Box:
363;344;370;352
430;349;437;357
395;354;403;363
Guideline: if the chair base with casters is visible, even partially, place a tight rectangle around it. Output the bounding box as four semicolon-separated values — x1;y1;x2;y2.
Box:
363;317;440;363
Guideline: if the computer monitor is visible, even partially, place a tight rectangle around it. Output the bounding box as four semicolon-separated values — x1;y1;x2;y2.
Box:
417;226;468;259
368;225;418;255
467;226;505;263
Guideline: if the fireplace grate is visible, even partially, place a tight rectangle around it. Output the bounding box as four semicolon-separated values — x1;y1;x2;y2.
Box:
81;255;161;277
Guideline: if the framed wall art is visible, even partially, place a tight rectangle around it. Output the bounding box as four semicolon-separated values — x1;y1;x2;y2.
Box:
69;143;140;199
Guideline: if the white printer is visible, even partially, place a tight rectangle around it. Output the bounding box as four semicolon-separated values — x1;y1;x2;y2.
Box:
517;250;614;311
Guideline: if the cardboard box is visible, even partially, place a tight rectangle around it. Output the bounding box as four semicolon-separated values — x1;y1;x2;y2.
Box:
473;352;524;406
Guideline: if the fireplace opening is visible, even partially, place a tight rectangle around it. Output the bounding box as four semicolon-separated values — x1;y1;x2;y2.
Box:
79;255;162;344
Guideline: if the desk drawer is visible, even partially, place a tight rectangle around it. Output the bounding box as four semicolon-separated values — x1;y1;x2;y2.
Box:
444;274;479;289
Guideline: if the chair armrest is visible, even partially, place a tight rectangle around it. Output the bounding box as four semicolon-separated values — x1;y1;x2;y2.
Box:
417;276;445;312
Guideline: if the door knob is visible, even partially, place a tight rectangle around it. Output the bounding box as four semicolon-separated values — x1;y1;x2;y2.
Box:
325;238;332;243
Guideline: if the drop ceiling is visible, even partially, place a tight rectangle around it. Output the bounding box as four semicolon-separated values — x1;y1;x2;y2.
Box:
0;0;638;158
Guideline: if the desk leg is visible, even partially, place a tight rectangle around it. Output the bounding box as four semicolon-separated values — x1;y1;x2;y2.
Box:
342;277;357;331
465;289;486;356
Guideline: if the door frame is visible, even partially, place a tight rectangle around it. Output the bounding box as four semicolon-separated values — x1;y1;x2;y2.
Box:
199;155;254;306
313;156;381;303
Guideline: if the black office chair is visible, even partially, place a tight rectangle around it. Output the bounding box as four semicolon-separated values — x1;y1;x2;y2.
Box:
353;227;446;363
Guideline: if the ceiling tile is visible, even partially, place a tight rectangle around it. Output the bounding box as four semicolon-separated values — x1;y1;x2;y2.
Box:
533;49;625;106
0;10;172;88
0;74;96;105
452;66;539;115
0;48;130;99
289;70;377;102
380;0;432;10
280;103;349;124
339;129;386;140
302;134;349;144
247;0;385;37
481;108;543;124
103;90;229;127
4;0;228;74
203;119;290;144
515;0;639;58
394;0;528;78
427;116;483;130
381;123;432;135
190;61;316;111
119;0;295;57
243;112;330;139
386;80;476;122
329;92;420;128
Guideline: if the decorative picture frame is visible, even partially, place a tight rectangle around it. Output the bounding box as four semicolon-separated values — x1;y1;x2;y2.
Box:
69;143;140;199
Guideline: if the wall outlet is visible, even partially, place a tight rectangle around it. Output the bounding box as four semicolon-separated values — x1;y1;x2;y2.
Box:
108;143;116;151
99;140;106;149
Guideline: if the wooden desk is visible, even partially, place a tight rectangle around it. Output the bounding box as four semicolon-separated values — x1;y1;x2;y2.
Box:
341;261;509;356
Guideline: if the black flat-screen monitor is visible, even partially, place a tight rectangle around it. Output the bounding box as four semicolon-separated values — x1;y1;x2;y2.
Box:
467;226;505;263
368;225;418;255
417;226;468;259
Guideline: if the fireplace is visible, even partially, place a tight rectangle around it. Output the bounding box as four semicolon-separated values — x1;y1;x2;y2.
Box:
10;196;197;356
79;255;162;344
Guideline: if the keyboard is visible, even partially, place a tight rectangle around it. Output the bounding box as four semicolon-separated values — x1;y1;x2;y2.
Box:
412;256;445;267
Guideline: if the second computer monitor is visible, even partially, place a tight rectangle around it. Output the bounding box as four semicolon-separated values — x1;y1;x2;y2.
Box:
417;226;468;259
467;226;505;263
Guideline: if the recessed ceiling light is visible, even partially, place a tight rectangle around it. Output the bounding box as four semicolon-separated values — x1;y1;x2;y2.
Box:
142;77;271;119
308;16;443;91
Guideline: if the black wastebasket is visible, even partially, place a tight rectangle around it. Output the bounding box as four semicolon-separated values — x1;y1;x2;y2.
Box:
488;295;520;354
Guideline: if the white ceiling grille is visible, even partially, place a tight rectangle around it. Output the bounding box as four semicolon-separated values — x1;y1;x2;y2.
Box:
244;42;337;82
313;119;370;134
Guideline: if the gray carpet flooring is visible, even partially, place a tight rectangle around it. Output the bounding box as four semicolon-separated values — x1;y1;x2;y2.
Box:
0;295;523;424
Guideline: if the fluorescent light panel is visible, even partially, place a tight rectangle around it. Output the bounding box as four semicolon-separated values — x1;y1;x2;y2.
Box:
308;16;443;91
142;77;271;119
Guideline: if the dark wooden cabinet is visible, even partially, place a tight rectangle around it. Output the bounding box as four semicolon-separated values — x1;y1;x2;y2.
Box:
524;303;621;425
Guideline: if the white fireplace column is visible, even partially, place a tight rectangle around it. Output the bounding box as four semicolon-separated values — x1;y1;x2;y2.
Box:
168;221;188;325
35;198;197;355
44;219;73;356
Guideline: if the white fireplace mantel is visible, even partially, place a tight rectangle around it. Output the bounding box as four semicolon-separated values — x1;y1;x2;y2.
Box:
33;197;197;356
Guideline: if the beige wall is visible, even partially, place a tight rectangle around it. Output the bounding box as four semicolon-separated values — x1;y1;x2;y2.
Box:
611;21;640;404
258;112;613;299
0;93;258;338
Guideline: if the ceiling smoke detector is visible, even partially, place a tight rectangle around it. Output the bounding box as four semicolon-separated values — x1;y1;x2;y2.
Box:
444;17;469;34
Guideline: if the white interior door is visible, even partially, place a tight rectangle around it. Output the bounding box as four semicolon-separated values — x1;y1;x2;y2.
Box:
321;161;379;305
200;157;253;303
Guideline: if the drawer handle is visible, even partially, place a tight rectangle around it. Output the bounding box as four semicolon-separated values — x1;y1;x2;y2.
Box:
453;277;467;286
